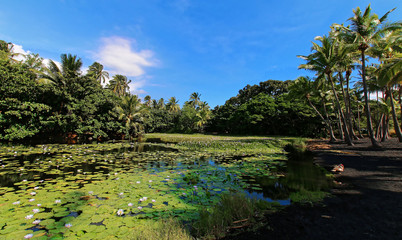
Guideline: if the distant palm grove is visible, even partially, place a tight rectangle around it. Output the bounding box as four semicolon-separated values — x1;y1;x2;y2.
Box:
0;5;401;146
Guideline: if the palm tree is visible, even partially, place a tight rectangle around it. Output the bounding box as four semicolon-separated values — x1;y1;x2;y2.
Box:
115;94;148;140
143;95;152;107
298;35;353;145
167;97;180;113
189;92;201;108
87;62;109;84
108;74;131;97
374;29;402;141
60;53;82;78
333;5;399;147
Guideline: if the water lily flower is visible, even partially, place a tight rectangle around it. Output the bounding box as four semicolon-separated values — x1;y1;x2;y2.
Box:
88;191;94;195
117;209;124;216
65;223;72;228
139;198;144;202
25;215;34;219
13;201;20;205
143;197;148;201
119;192;124;196
36;204;41;207
24;234;33;239
32;209;40;213
136;181;140;184
30;192;36;196
128;203;133;207
32;220;41;225
34;187;39;190
152;199;156;202
29;199;35;202
137;206;142;210
23;179;27;182
55;199;61;204
149;180;152;183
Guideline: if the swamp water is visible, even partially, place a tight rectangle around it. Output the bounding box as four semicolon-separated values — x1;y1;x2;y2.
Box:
0;142;331;239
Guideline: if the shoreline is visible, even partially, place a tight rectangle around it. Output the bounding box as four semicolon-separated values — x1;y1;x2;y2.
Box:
228;138;402;240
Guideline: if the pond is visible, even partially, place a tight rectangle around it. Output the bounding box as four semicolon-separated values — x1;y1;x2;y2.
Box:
0;140;331;239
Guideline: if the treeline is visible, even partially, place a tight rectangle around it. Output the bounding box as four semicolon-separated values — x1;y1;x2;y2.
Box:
0;41;211;143
207;80;325;136
1;5;400;144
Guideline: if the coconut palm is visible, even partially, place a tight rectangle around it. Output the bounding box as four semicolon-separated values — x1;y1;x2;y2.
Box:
144;95;152;107
298;35;353;145
60;53;82;78
167;97;180;113
189;92;201;108
87;62;109;84
115;94;148;140
333;5;399;147
108;75;131;97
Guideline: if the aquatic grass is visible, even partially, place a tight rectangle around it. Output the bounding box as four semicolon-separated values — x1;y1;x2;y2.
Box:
192;192;277;239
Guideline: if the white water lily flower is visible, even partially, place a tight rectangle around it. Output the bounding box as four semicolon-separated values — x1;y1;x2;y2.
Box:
55;199;61;204
13;201;20;205
128;203;133;207
149;180;152;183
65;223;72;228
32;219;41;225
30;192;36;196
88;191;94;195
36;204;41;207
152;199;156;202
119;192;124;196
24;234;34;239
25;214;34;219
137;206;142;210
29;199;35;202
143;197;148;201
117;209;124;216
34;187;39;190
136;181;140;184
32;209;40;213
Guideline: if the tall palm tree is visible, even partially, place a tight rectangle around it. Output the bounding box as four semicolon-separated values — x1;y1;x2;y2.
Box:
298;35;353;145
87;62;109;84
333;5;398;147
373;29;402;141
115;94;148;140
167;97;180;113
108;74;131;97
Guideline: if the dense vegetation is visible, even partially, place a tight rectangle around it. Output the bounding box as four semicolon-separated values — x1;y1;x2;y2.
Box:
1;5;401;147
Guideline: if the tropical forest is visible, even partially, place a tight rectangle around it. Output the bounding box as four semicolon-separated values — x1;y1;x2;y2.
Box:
0;4;401;240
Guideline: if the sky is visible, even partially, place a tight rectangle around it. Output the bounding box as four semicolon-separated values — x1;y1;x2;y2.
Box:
1;0;401;108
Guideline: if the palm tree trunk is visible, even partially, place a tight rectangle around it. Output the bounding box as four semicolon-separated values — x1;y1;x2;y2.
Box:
339;73;359;140
328;73;353;145
381;115;389;142
361;51;381;148
307;98;336;142
389;88;402;142
375;114;384;139
321;99;337;142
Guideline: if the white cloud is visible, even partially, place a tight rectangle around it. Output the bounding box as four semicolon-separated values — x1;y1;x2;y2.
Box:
95;36;156;77
10;44;30;61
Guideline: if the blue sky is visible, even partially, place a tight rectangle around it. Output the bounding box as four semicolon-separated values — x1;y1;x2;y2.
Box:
1;0;401;108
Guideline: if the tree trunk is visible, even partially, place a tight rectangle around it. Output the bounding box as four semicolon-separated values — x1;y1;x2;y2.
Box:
381;114;389;142
321;99;337;142
375;114;384;140
328;73;353;145
307;97;337;142
389;88;402;142
339;72;359;140
361;50;381;148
